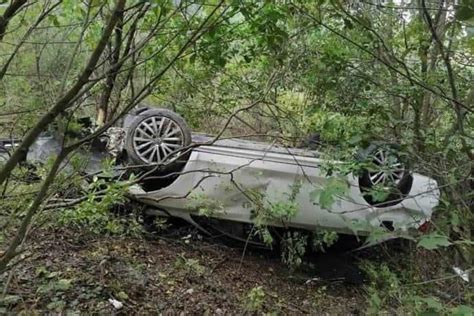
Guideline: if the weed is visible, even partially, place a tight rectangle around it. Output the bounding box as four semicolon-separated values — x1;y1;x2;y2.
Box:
186;192;224;217
281;231;307;271
244;286;266;312
174;254;206;277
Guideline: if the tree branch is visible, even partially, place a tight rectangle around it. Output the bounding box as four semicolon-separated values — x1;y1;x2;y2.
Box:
0;0;127;187
0;0;27;42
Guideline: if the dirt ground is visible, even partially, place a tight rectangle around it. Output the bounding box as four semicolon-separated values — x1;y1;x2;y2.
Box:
1;219;471;315
0;225;372;315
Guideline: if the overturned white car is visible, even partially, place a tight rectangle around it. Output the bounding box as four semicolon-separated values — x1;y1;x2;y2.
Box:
117;107;440;241
1;106;439;243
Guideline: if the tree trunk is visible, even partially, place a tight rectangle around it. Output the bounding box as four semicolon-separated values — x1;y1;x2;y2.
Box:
97;11;124;126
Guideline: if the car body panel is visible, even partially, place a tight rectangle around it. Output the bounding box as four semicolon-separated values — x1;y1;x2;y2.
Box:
131;137;440;236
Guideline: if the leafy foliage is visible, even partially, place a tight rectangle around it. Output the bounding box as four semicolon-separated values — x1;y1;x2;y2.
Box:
243;286;266;313
0;0;472;313
417;233;452;250
57;177;139;235
281;231;307;271
186;191;224;217
310;176;349;210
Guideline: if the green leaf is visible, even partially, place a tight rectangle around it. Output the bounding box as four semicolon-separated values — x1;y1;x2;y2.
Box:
47;271;61;279
417;296;444;312
35;266;49;277
319;190;334;210
369;186;391;203
117;291;129;300
345;219;371;235
451;305;474;316
311;177;348;210
417;234;452;250
55;279;72;291
365;228;393;245
47;15;60;27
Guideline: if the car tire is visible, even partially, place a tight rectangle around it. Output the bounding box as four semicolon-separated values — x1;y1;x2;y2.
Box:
124;108;192;173
357;143;413;207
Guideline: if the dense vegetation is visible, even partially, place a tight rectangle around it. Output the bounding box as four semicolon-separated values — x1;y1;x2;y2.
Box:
0;0;472;314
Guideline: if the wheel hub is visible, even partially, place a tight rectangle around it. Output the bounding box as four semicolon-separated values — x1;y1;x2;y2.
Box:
368;148;405;186
132;116;185;164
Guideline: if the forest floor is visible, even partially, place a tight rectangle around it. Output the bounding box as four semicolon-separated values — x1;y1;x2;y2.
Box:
0;221;468;315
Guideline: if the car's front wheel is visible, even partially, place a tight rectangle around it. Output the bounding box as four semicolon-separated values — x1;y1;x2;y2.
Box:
124;108;192;173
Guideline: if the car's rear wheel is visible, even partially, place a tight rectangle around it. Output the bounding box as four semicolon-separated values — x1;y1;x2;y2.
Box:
124;108;192;173
358;143;413;207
